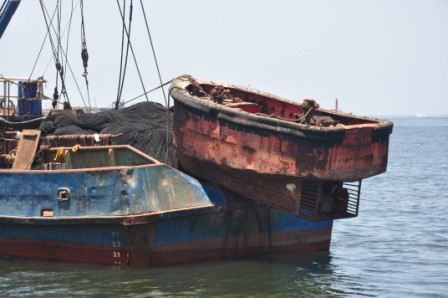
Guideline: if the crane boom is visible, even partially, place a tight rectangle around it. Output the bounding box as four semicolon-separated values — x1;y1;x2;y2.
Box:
0;0;21;39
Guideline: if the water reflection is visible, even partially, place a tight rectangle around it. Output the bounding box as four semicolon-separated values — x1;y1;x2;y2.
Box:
1;252;363;297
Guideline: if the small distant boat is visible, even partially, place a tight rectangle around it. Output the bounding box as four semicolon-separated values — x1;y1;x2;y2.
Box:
169;75;393;219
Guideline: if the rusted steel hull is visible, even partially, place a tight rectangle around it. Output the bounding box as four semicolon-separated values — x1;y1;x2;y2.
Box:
175;153;362;219
169;76;393;216
0;145;333;266
170;76;393;181
0;191;332;267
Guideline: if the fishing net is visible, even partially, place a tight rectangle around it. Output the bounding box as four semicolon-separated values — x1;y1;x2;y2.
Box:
39;101;177;167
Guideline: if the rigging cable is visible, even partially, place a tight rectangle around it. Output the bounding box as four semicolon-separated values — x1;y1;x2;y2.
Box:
55;0;61;96
80;0;91;112
55;0;68;103
38;0;89;111
122;79;172;106
115;0;133;110
0;1;7;13
115;0;126;109
138;1;170;163
116;0;149;103
118;0;132;107
27;9;53;93
62;0;75;101
139;0;167;107
40;0;62;104
39;0;70;105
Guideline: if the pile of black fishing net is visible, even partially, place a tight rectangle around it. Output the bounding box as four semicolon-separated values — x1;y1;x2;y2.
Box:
39;101;177;167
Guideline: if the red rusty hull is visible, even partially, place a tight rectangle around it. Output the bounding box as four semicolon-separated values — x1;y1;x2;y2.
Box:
127;228;331;267
0;228;331;267
0;200;333;267
173;103;391;182
0;239;131;265
170;76;393;182
176;152;303;213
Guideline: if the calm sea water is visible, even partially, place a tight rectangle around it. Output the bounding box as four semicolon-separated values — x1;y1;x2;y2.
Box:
1;116;447;297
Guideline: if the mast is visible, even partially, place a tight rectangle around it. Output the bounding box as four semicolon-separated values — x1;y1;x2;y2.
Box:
0;0;21;39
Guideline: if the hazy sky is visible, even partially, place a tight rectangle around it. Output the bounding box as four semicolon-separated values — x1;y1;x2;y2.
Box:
1;0;447;116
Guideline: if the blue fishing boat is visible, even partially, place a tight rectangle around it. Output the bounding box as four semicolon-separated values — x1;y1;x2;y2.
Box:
0;1;388;267
0;144;332;266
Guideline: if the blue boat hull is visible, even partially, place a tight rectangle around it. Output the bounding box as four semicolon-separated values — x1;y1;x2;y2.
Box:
0;145;332;266
0;202;332;266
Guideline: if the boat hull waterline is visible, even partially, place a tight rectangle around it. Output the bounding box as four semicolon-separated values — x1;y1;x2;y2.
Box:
0;145;332;267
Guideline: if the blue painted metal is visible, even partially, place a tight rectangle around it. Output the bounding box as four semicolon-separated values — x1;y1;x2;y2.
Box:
18;81;38;98
1;164;212;217
0;145;333;266
0;0;21;39
1;145;212;217
17;81;42;117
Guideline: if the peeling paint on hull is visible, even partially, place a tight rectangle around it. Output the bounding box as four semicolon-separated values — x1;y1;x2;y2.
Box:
169;76;393;216
0;145;333;267
0;205;332;267
170;77;393;181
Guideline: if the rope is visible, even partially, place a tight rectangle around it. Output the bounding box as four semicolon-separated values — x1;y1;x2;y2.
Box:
118;0;132;107
139;0;168;107
115;0;134;110
137;0;170;163
122;79;173;106
38;1;93;111
39;0;70;104
115;0;126;109
166;87;175;164
0;1;7;13
28;5;55;81
55;0;68;103
31;1;84;108
62;52;90;110
80;0;91;112
115;0;150;103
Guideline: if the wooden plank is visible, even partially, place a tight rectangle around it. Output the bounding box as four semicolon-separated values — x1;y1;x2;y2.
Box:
12;129;41;170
